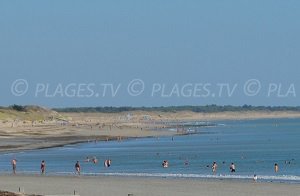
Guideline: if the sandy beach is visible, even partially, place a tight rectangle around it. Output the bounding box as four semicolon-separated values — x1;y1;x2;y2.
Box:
0;175;299;196
2;109;300;152
1;109;300;196
2;0;299;195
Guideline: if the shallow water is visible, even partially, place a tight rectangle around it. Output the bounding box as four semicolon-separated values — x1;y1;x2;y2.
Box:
1;118;300;182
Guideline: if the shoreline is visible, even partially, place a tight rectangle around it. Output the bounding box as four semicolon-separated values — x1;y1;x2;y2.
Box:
0;132;182;154
0;172;299;184
1;111;300;153
0;174;299;196
1;113;300;195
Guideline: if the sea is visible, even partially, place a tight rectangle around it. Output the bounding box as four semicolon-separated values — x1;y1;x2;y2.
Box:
1;118;300;183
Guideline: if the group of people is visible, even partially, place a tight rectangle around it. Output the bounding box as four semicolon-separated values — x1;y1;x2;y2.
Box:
210;162;281;182
9;158;281;179
210;161;280;175
9;158;113;175
74;159;112;175
10;159;46;175
84;156;98;164
210;162;235;173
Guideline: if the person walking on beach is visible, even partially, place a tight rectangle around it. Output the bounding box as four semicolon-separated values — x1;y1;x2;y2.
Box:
75;161;81;175
212;161;217;173
11;159;17;174
41;160;46;175
253;174;258;182
230;162;236;172
274;163;279;173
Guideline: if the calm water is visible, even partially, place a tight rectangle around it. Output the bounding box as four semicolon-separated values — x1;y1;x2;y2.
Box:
1;118;300;182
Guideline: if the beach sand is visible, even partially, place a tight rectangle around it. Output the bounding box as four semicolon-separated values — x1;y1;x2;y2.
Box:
0;125;175;153
2;110;300;152
0;175;299;196
1;111;300;195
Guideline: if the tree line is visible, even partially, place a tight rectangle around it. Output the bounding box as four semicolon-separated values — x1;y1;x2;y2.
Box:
52;105;300;113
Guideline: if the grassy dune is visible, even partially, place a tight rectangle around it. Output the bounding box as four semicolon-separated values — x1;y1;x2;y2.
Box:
0;106;66;122
1;105;300;152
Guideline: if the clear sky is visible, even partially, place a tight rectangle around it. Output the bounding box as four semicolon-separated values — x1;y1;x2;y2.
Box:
1;0;299;107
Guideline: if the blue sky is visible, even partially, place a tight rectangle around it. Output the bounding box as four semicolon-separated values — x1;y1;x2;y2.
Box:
0;0;299;107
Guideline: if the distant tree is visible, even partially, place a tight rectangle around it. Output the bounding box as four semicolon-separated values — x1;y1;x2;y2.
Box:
52;105;300;113
10;104;26;112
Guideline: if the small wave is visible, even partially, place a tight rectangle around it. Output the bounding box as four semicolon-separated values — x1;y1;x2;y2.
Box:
1;171;299;183
0;152;25;156
56;147;75;151
80;172;300;182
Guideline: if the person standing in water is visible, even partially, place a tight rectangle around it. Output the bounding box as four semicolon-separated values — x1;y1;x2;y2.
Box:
75;161;81;175
92;157;98;164
274;163;279;173
212;162;217;173
104;159;111;167
84;156;90;162
11;159;17;174
41;160;46;175
230;162;236;172
162;160;169;168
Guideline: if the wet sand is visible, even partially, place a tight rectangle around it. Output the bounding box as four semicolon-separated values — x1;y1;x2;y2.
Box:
0;127;175;153
0;175;299;196
1;111;300;152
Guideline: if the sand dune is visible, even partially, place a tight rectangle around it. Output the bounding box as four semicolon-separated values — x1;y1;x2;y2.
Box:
1;110;300;152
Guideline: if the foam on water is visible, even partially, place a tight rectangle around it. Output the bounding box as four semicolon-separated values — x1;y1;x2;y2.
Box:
97;172;300;182
2;171;299;183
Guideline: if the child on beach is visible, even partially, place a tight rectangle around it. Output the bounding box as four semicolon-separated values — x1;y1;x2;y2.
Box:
75;161;81;175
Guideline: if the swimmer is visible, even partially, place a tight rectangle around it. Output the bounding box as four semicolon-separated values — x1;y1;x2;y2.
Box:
184;160;189;166
84;157;90;162
92;157;98;164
